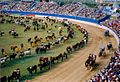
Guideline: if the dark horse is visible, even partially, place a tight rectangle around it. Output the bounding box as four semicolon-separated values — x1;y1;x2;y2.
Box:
38;57;51;71
38;61;51;71
0;76;7;82
0;31;5;37
27;65;37;75
9;52;17;60
104;30;109;37
85;54;96;69
8;68;20;82
107;42;113;52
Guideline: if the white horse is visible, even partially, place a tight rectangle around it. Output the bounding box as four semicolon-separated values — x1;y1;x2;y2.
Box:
23;50;31;55
19;49;31;58
0;56;8;64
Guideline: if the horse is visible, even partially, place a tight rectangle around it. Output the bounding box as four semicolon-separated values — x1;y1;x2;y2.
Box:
57;53;64;62
44;43;51;49
104;30;109;37
37;46;47;54
62;52;68;59
85;54;96;69
8;68;20;82
1;48;5;55
20;43;24;49
51;53;63;63
85;58;95;68
34;35;38;40
28;38;32;43
9;52;17;60
107;42;113;51
10;45;17;51
39;57;49;64
99;46;105;57
27;65;37;75
23;48;31;55
19;48;31;58
66;46;72;54
13;33;19;38
78;40;85;48
99;50;105;57
72;43;80;51
38;61;51;71
24;25;31;32
9;30;19;38
0;55;9;64
0;76;7;82
0;31;5;37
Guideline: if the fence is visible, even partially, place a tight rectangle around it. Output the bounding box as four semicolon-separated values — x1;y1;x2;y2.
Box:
1;10;99;24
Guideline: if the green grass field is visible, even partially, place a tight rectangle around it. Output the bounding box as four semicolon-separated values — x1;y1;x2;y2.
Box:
0;19;83;81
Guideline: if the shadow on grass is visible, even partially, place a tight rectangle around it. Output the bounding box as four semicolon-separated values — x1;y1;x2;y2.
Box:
0;51;54;68
20;64;57;81
0;55;35;68
20;57;72;81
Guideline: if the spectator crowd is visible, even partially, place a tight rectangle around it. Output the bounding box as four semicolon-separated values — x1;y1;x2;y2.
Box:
90;50;120;82
0;1;106;20
103;17;120;42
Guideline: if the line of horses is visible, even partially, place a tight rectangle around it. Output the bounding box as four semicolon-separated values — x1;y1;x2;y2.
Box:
27;39;87;76
25;24;89;80
0;48;31;65
0;14;90;81
0;32;88;82
0;20;89;82
0;68;21;82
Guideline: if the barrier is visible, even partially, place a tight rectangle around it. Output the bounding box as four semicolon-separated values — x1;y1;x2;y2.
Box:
0;2;9;5
0;10;99;24
1;10;119;46
98;15;111;23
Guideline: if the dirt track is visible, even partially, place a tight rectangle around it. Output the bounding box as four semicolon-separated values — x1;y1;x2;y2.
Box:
32;21;117;82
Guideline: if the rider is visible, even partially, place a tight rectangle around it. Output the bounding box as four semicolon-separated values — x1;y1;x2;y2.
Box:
107;42;113;50
100;43;105;52
88;53;96;61
88;53;96;66
88;53;93;61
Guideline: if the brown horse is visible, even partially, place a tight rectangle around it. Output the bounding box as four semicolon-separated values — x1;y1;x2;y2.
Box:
39;57;49;64
85;54;96;69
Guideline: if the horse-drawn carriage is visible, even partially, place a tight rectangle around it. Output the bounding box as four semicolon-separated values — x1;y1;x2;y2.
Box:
85;53;96;69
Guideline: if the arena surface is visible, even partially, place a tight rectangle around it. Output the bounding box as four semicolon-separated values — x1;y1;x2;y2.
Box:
31;20;118;82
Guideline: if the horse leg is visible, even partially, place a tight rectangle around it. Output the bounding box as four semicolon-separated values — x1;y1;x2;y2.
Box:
40;66;43;71
35;68;37;73
65;54;68;59
99;52;102;57
48;63;51;70
61;56;64;62
10;56;12;61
